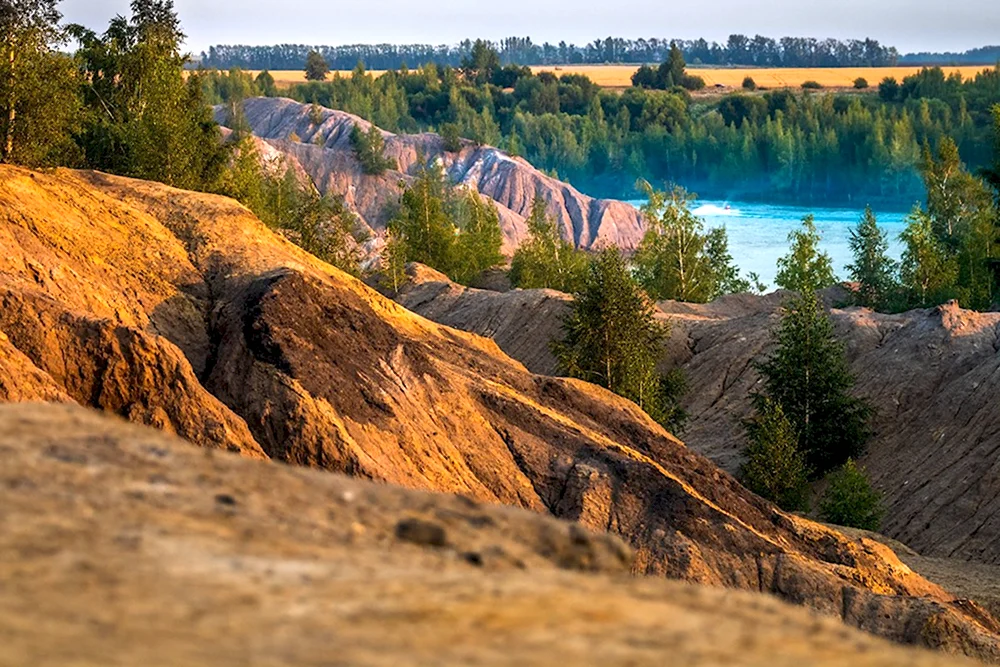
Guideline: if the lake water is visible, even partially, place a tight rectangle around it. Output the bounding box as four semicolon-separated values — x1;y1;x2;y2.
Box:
628;200;909;290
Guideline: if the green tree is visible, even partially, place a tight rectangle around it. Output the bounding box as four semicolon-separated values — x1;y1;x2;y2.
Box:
552;249;686;431
72;0;226;191
755;289;873;476
217;134;267;213
461;39;500;86
452;189;504;285
899;207;959;307
705;226;752;296
380;229;409;294
439;122;462;152
982;104;1000;203
739;398;810;511
389;159;457;275
853;77;869;90
349;123;395;175
847;206;898;310
634;182;745;302
919;138;998;308
283;186;362;275
742;76;757;91
0;0;80;166
304;50;329;81
218;144;362;276
509;194;588;293
775;215;838;293
255;70;277;96
878;76;899;102
657;42;686;90
819;459;884;531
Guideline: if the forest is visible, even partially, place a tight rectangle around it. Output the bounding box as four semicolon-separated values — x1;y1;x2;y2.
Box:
202;47;1000;207
199;35;900;71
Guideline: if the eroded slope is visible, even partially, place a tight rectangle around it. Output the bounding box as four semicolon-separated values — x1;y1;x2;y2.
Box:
393;269;1000;566
1;166;998;658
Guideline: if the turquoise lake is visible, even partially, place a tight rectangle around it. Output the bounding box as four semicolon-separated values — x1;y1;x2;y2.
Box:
629;200;910;290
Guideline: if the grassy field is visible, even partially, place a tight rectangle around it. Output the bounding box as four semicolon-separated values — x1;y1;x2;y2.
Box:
247;65;992;91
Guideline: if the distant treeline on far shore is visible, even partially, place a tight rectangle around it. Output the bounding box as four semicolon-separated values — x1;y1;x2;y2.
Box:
199;36;902;71
197;37;1000;72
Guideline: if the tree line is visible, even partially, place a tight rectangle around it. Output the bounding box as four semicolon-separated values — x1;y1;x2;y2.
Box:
900;45;1000;66
198;35;899;71
200;45;1000;207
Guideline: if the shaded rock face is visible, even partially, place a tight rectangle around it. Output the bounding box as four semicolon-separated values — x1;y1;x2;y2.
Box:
0;404;975;667
392;270;1000;567
216;97;647;253
2;166;1000;659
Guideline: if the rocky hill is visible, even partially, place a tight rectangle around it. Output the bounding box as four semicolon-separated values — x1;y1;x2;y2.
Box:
2;166;1000;659
0;403;976;667
216;97;647;253
393;269;1000;567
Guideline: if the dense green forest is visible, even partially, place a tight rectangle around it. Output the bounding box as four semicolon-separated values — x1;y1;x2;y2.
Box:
200;35;900;70
202;47;1000;207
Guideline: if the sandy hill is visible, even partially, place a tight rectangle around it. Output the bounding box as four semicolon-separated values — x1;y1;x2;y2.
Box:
393;268;1000;568
1;166;1000;660
0;403;979;667
217;97;647;253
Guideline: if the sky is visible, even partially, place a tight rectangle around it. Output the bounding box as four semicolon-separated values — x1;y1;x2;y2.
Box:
59;0;999;56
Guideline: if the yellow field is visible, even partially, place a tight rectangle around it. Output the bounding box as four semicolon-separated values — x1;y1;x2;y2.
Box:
242;65;992;91
532;65;992;89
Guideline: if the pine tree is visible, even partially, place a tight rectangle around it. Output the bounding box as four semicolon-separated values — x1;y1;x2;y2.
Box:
739;398;810;511
1;0;80;166
304;50;329;81
819;459;884;531
451;190;504;285
847;206;898;310
509;194;588;293
755;289;873;476
775;215;838;293
552;249;686;431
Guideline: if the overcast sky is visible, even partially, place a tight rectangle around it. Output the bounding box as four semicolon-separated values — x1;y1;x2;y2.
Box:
59;0;998;55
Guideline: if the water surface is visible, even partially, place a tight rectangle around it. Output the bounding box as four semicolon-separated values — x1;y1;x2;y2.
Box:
629;200;909;290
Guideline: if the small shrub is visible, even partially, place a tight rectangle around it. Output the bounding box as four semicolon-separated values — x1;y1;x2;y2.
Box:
801;80;823;90
742;76;757;91
680;74;706;91
853;77;869;90
350;124;396;175
309;103;324;126
819;459;884;530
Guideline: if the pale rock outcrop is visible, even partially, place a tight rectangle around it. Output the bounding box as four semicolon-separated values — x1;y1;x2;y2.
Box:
216;97;647;253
